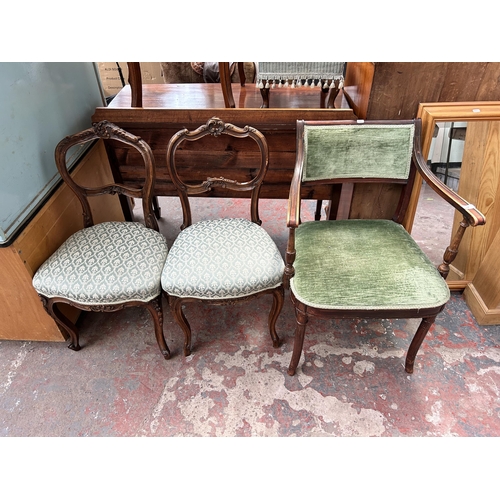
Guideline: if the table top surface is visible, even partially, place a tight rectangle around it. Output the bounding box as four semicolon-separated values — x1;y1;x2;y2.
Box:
106;83;351;110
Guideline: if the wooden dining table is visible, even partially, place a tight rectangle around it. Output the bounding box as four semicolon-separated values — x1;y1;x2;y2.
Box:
91;80;406;223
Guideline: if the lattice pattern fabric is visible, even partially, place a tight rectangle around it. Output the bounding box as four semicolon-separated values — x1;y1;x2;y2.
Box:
256;62;345;89
290;219;450;310
32;222;169;306
161;218;285;299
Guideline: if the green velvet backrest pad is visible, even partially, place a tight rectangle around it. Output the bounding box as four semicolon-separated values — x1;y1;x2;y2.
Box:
290;219;450;310
303;123;414;181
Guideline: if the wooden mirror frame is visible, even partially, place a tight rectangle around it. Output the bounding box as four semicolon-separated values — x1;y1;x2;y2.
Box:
405;102;500;322
406;102;500;230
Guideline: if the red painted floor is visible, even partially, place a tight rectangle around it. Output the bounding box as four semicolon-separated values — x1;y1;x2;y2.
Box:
1;193;499;439
2;190;498;497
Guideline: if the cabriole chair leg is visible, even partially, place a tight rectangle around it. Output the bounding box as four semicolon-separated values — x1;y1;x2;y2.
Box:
145;295;170;360
405;315;437;374
269;286;285;348
170;296;192;357
44;297;81;351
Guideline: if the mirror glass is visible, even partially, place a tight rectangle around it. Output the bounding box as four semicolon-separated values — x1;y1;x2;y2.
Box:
410;105;500;291
412;121;467;267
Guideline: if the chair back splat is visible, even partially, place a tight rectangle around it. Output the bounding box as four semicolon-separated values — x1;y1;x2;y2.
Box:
166;116;269;229
285;119;485;376
161;117;285;357
32;121;170;359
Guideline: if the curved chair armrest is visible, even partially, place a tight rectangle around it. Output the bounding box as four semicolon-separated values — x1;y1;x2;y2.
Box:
287;121;307;228
287;159;303;228
413;135;485;228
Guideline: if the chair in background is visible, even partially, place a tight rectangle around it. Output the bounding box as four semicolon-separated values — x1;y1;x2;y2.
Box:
32;121;171;359
161;117;285;356
219;62;247;108
256;62;345;108
285;119;485;376
218;62;345;109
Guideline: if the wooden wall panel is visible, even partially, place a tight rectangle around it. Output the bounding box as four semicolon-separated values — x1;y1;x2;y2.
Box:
360;63;500;120
463;228;500;324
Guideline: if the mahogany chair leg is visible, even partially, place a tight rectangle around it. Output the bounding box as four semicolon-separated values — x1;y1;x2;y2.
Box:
152;196;161;219
327;87;340;108
219;62;235;108
287;302;308;376
314;200;323;221
144;295;170;360
260;87;270;108
237;62;246;86
405;315;437;373
169;296;192;356
44;297;81;351
320;87;328;108
127;62;143;108
268;286;284;348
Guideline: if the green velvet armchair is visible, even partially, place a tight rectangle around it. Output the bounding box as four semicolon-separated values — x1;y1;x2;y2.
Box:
161;117;285;357
285;119;485;376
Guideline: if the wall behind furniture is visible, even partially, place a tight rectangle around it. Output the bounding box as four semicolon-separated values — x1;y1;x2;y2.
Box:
0;62;105;245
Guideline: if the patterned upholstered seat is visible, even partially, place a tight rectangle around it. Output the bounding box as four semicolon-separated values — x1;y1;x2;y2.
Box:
161;117;285;357
31;122;171;359
161;218;284;300
285;119;485;376
33;222;168;306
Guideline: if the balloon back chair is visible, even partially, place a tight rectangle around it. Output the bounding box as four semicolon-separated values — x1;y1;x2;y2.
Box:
32;121;171;359
285;118;485;376
161;117;285;356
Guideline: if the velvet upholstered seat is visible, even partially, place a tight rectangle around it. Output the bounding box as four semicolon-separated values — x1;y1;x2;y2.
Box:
285;119;486;376
32;122;170;359
161;117;285;356
291;219;450;311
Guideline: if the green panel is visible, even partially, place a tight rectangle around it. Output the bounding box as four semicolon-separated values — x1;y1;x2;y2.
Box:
303;124;414;181
290;219;450;310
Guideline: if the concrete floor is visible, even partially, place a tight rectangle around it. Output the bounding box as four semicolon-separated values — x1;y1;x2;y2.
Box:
1;186;499;494
2;187;499;435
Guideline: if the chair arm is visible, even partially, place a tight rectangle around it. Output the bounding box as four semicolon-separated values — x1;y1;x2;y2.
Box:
287;163;303;228
412;146;486;228
284;122;308;287
413;136;486;279
284;152;302;287
287;122;307;228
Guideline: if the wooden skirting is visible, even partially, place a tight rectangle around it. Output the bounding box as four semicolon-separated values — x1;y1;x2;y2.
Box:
464;283;500;325
462;225;500;324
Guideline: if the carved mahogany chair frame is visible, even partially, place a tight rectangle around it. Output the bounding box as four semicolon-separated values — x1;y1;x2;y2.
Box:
285;118;485;376
162;117;285;356
34;121;170;359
